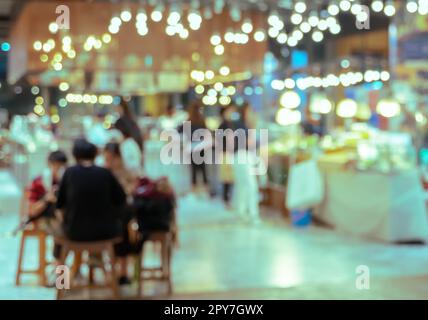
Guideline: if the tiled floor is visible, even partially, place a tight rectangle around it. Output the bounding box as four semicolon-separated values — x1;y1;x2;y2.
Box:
1;170;428;299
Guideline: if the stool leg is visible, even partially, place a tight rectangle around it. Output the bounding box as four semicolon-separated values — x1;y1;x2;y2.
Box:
15;233;26;286
38;233;47;286
72;251;83;279
161;240;168;277
56;247;69;300
107;246;119;299
89;265;95;285
163;238;173;295
134;251;143;298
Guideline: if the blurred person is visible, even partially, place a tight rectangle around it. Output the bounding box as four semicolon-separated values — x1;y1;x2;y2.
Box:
104;142;138;195
119;127;143;176
239;102;258;131
158;104;177;130
104;142;138;285
159;104;189;131
56;139;127;281
232;102;261;224
22;151;68;232
166;104;175;117
216;106;236;208
301;107;324;137
15;150;69;286
180;101;210;194
87;112;111;148
114;97;144;151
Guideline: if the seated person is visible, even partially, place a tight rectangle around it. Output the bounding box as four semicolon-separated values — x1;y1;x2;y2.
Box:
56;139;127;281
26;150;68;232
104;142;138;285
104;142;138;197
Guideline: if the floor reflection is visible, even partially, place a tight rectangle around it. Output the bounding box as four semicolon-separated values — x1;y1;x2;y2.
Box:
2;169;428;299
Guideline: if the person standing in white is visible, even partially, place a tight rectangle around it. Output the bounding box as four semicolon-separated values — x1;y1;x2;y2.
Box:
113;97;144;177
233;146;260;224
232;103;261;224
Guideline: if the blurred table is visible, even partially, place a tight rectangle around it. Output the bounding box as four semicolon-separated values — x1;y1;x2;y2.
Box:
314;168;428;242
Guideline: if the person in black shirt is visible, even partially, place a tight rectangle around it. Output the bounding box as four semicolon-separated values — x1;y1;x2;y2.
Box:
181;101;209;193
57;139;126;242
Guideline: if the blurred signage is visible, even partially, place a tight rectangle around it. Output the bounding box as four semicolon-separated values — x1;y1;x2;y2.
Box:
157;72;189;93
291;50;308;69
121;72;156;94
395;12;428;94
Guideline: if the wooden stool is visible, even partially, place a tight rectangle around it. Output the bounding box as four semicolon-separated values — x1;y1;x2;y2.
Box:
15;223;48;286
134;231;173;298
16;190;51;286
55;237;121;300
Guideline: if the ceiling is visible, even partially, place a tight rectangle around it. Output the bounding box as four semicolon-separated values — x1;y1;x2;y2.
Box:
0;0;392;40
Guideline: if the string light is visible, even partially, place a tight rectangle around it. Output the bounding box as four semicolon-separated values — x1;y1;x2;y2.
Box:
268;27;280;38
377;99;401;118
33;41;42;51
310;95;333;114
276;108;301;126
312;30;324;42
51;114;60;124
300;22;311;33
371;0;384;12
254;30;266;42
151;5;163;22
35;96;44;105
188;10;202;30
219;96;231;106
328;4;340;16
336;98;357;118
241;19;253;33
291;31;303;44
202;95;217;106
205;70;215;80
384;1;396;16
284;78;296;89
195;85;205;94
59;82;69;91
219;66;230;76
308;14;319;27
102;33;112;43
272;70;390;91
120;9;132;22
339;0;352;11
271;79;285;91
294;2;307;14
279;91;301;109
59;98;67;108
214;44;224;55
291;13;303;25
48;22;59;34
227;86;236;95
214;82;224;91
277;33;288;44
210;34;222;46
31;86;40;95
34;104;45;116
